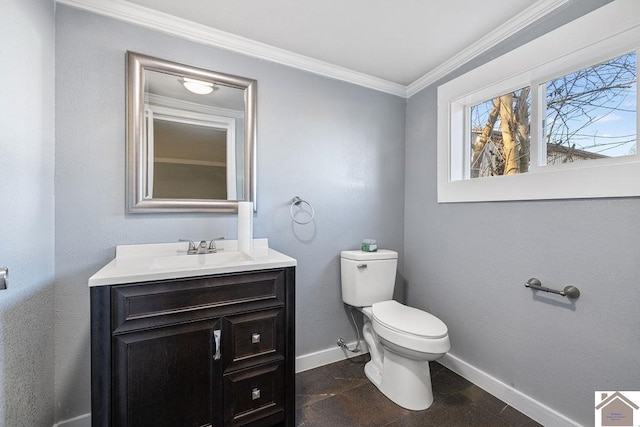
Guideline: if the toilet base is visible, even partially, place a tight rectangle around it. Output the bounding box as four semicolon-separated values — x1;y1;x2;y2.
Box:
364;350;434;411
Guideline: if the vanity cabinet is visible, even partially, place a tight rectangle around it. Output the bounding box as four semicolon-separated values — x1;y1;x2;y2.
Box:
91;267;295;427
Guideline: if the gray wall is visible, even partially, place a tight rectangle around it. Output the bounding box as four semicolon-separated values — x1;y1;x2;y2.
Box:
54;5;405;421
0;0;56;425
404;1;638;425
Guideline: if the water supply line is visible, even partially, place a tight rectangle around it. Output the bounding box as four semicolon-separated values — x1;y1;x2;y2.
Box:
337;306;362;353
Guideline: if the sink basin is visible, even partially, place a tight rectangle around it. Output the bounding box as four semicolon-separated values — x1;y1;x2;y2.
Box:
88;239;297;286
150;251;254;270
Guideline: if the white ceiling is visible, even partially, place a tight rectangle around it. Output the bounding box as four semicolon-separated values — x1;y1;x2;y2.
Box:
58;0;573;96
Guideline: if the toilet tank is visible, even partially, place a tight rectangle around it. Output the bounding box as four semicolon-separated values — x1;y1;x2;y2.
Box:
341;249;398;307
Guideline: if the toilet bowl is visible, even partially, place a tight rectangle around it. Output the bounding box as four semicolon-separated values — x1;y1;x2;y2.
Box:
340;249;450;410
360;301;450;410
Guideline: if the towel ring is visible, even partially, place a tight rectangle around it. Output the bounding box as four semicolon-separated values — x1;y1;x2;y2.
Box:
290;196;315;225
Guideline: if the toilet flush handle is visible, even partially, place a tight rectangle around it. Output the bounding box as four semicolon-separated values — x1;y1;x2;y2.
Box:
357;264;367;269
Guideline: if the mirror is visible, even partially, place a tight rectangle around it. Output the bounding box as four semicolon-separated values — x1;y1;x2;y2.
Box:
126;52;257;212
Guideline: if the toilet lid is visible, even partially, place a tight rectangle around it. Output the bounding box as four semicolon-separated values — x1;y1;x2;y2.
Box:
372;300;448;339
340;249;398;261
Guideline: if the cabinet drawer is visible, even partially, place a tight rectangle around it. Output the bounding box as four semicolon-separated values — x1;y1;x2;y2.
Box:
112;270;285;333
224;362;285;426
223;309;284;371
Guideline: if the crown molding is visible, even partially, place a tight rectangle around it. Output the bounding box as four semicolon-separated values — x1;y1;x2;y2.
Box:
406;0;573;97
55;0;407;97
57;0;572;99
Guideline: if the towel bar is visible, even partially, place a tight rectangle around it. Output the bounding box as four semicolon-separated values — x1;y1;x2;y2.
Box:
524;277;580;299
290;196;315;225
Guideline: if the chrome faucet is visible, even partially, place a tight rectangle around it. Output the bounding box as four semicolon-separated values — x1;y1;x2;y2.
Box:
208;237;224;253
196;240;209;254
179;238;225;254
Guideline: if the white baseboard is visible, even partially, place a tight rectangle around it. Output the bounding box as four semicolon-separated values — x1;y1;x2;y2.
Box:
58;347;578;427
438;353;581;427
53;413;91;427
295;339;368;373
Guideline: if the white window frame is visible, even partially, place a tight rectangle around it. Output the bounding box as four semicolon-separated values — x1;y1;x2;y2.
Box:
437;0;640;203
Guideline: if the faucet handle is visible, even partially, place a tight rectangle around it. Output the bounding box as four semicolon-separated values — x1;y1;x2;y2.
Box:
209;237;225;252
178;239;197;254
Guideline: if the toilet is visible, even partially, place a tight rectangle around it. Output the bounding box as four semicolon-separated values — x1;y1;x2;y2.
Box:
340;249;450;410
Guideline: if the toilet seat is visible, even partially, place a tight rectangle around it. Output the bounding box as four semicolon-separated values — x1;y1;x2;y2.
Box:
370;300;450;355
372;300;447;339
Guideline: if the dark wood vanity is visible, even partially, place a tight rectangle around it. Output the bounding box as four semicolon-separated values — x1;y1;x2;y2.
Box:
91;267;295;427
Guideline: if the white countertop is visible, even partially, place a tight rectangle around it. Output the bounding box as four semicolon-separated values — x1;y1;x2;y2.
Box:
88;238;297;286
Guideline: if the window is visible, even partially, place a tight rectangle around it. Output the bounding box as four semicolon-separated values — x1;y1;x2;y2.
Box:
542;53;637;165
470;86;531;178
437;0;640;202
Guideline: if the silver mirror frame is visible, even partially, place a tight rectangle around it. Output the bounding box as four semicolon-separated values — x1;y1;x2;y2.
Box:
126;51;257;213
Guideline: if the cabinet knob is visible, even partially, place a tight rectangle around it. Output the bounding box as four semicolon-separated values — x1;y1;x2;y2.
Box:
251;387;261;400
251;333;261;344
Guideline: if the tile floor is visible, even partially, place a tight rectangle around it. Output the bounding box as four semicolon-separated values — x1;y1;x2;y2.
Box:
295;355;542;427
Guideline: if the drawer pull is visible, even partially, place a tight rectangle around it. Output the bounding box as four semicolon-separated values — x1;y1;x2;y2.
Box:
251;333;261;344
251;387;261;400
213;329;221;361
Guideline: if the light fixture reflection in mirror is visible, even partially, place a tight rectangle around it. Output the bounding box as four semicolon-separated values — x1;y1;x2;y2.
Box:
181;77;218;95
127;51;257;213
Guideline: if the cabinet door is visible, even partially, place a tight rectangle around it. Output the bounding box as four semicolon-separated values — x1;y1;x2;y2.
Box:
112;319;221;427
